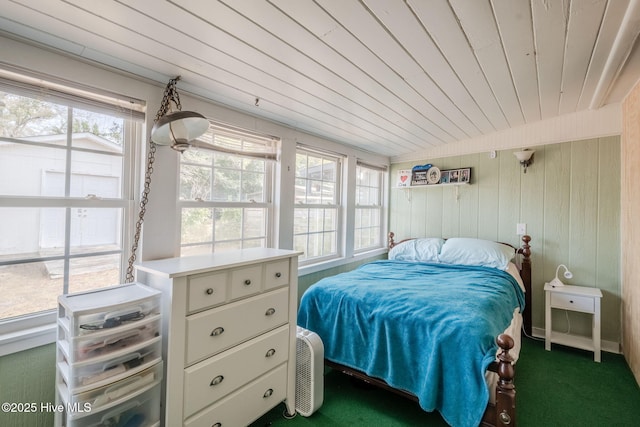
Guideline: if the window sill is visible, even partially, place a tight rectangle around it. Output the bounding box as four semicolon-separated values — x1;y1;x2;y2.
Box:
0;312;57;357
298;247;388;276
0;247;389;357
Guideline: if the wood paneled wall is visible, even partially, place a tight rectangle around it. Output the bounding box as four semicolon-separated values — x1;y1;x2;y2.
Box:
622;84;640;384
390;137;621;344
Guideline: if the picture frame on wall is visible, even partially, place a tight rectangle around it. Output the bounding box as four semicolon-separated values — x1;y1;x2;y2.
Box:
460;168;471;183
396;169;412;187
438;168;471;184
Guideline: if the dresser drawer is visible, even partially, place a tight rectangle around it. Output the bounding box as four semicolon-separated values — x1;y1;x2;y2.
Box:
183;325;289;417
185;288;289;365
550;292;595;313
264;259;290;290
230;265;263;300
188;271;228;313
184;364;287;427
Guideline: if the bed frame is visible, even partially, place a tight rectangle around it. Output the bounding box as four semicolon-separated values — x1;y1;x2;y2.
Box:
325;233;532;427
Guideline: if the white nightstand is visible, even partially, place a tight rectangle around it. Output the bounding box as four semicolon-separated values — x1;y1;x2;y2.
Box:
544;283;603;362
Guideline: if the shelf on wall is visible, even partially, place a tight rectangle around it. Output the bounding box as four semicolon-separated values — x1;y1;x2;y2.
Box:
394;182;470;189
394;182;469;201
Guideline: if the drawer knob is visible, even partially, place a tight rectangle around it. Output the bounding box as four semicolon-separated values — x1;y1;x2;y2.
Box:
275;272;282;278
211;327;225;336
265;307;276;316
570;300;574;303
205;288;214;295
212;424;222;427
210;375;224;386
263;388;273;398
244;279;252;286
265;348;276;358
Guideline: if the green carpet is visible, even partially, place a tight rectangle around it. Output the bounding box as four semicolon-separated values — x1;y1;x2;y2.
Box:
251;337;640;426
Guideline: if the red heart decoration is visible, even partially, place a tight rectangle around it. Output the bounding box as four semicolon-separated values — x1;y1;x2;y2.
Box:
400;175;407;182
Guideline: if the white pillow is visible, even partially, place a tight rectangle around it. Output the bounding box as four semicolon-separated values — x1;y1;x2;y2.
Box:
388;238;445;263
438;238;515;270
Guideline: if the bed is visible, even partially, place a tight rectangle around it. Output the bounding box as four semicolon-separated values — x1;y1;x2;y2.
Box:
297;233;532;427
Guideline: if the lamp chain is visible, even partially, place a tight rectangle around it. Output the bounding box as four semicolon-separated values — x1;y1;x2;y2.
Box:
125;77;183;283
156;76;183;118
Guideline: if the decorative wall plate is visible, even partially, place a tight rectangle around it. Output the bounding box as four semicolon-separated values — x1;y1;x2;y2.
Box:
427;166;441;184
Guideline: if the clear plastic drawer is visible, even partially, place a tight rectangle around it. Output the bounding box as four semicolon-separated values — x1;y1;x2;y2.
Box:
58;314;161;363
59;362;162;415
57;283;161;337
67;381;161;427
58;336;162;392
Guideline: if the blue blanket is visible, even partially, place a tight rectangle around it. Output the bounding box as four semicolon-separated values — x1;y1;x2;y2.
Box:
297;260;525;427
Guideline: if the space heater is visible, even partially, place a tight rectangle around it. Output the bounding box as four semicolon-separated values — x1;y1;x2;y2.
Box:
295;326;324;417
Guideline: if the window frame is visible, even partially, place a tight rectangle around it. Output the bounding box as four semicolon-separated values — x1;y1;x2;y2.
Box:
294;147;344;266
354;162;386;253
0;74;142;356
177;124;277;256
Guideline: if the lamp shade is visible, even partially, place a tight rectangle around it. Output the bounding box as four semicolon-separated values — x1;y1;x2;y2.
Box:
549;264;573;287
513;149;535;162
151;110;209;146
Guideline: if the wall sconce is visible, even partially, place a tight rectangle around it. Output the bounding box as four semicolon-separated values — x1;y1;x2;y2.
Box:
513;149;535;173
150;76;209;153
549;264;573;287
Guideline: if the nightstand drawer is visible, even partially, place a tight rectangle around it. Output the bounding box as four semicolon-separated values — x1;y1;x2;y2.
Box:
550;292;594;313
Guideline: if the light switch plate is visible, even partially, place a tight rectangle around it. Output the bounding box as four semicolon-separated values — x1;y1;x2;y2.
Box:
517;223;527;235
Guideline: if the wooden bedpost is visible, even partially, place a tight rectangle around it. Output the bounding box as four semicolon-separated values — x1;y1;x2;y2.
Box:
494;334;516;426
388;232;395;249
518;235;532;336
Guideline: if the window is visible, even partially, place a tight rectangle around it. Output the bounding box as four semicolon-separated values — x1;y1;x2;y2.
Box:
178;123;277;256
294;148;341;263
354;163;385;252
0;73;142;322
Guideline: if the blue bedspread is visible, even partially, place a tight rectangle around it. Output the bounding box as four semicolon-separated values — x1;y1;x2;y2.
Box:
297;260;525;427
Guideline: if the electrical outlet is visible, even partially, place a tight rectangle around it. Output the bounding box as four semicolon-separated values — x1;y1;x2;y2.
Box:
516;223;527;235
489;150;497;159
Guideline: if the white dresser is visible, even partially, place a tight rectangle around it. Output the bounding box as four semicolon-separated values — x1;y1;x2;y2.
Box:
135;248;300;427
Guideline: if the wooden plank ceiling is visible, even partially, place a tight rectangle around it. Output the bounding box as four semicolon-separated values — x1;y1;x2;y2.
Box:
1;0;640;161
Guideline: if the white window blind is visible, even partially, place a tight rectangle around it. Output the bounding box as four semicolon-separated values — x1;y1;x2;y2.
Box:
0;67;145;121
193;121;278;160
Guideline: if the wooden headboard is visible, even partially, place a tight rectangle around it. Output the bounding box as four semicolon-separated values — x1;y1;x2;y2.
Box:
387;232;532;335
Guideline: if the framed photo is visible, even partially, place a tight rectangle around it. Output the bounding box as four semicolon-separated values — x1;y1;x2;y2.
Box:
396;169;412;187
439;167;471;184
460;168;471;183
